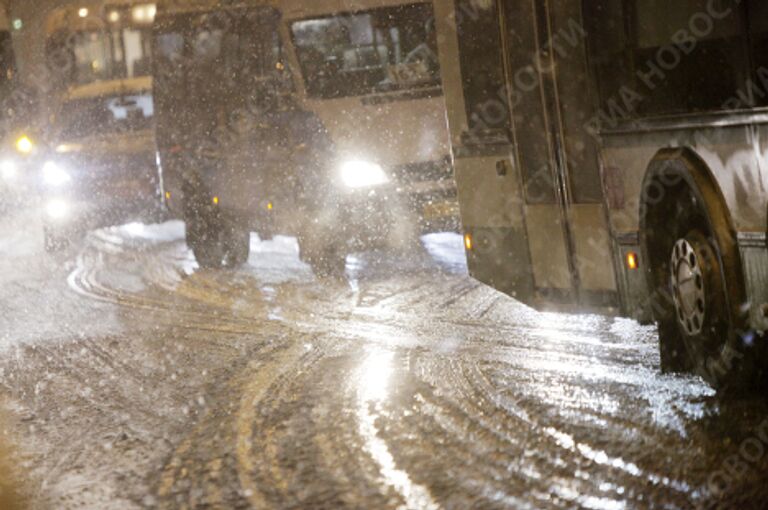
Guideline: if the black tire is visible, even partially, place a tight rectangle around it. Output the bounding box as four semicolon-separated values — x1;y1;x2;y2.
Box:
299;237;346;277
186;211;249;269
641;155;755;389
657;319;691;374
225;226;250;267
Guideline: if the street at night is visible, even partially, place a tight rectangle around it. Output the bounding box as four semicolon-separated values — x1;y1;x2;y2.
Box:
1;209;766;509
4;0;768;508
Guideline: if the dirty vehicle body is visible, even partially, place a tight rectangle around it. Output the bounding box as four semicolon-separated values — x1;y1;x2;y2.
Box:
0;10;27;214
41;77;164;250
437;0;768;388
41;4;163;250
153;0;456;271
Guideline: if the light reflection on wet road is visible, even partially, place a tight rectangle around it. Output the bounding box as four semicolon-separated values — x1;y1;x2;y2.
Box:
0;212;766;509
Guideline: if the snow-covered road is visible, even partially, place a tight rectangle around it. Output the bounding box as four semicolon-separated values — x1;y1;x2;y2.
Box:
0;209;766;509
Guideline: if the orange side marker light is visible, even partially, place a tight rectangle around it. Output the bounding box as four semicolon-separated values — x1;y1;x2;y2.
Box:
626;251;639;270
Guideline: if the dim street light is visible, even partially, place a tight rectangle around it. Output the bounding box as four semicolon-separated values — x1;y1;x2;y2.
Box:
78;8;89;18
108;11;121;23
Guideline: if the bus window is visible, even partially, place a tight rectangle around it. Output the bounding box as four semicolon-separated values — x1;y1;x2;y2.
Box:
582;1;633;117
291;3;441;99
747;0;768;102
0;30;14;84
454;0;511;143
47;12;154;88
585;0;749;119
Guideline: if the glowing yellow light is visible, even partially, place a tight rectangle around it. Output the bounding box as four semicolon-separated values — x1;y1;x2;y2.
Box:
626;252;639;271
16;135;33;154
275;62;285;71
78;7;89;18
132;4;156;23
267;202;273;210
165;191;171;200
212;196;219;205
108;11;120;22
464;233;473;251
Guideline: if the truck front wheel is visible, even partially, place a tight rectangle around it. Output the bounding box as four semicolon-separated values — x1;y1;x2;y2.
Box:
298;236;346;277
186;212;249;269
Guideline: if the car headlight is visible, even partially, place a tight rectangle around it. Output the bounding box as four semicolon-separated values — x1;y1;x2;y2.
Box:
45;199;70;220
340;160;389;189
42;161;71;187
0;159;17;181
16;135;34;154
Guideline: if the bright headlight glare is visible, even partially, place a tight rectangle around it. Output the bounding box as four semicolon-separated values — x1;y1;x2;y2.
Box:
340;160;388;189
46;199;69;219
43;161;71;186
16;135;33;154
0;160;17;181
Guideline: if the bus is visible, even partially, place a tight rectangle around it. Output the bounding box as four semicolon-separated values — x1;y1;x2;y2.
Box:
0;5;27;213
435;0;768;388
38;2;164;250
0;6;13;97
152;0;457;271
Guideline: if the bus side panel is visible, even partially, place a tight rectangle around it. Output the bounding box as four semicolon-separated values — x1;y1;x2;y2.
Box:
602;125;768;325
745;124;768;330
603;127;766;231
433;0;468;150
454;153;534;301
524;204;571;291
501;0;575;298
549;0;618;302
571;204;616;292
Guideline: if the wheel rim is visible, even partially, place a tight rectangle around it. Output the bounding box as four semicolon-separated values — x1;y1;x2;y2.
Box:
670;237;707;337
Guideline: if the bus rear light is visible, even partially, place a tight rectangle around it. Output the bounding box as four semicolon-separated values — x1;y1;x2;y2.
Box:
464;233;473;251
626;252;639;270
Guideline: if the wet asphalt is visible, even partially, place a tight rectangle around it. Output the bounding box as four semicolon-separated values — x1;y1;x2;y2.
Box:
0;211;766;509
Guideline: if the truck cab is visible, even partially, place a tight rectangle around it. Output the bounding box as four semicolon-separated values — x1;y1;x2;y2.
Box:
153;1;417;272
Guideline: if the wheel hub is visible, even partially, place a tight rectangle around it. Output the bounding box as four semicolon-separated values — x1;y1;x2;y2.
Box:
670;238;706;336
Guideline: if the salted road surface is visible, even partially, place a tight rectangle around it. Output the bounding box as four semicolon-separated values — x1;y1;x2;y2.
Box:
1;212;766;509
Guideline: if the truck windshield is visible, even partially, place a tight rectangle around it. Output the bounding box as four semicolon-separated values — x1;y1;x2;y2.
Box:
153;7;291;143
155;13;286;87
56;93;153;139
291;3;441;99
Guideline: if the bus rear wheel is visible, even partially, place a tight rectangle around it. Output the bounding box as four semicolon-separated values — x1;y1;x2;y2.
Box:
646;178;754;389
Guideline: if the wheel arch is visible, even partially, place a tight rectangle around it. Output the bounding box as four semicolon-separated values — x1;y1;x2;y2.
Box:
638;146;746;327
